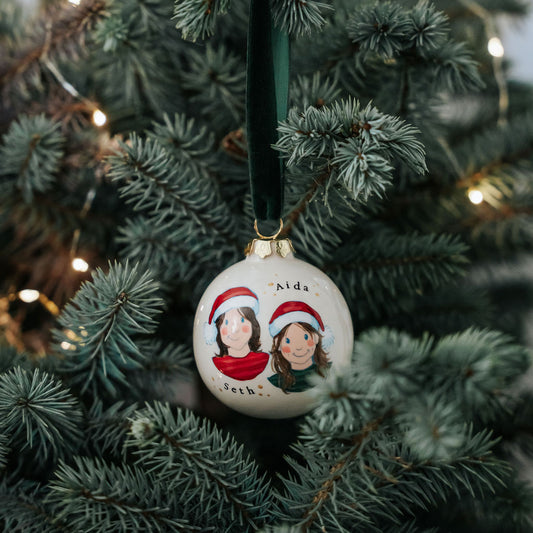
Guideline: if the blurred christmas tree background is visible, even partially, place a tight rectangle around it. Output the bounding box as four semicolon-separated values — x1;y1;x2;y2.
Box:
1;0;533;531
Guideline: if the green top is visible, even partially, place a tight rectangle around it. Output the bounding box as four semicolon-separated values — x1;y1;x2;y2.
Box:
268;364;321;394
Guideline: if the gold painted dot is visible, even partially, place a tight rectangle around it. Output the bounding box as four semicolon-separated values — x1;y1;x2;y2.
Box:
268;282;274;286
219;388;222;391
259;393;263;396
211;377;215;381
267;394;271;397
315;293;319;296
258;384;263;389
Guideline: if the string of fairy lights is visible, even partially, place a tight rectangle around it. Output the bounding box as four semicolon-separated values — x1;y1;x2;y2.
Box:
9;0;109;318
9;0;512;316
459;0;508;206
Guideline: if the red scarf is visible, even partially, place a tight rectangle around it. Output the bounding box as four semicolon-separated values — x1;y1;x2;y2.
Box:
212;352;269;381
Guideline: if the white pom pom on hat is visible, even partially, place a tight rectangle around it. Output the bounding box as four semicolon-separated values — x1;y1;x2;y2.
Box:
204;287;260;345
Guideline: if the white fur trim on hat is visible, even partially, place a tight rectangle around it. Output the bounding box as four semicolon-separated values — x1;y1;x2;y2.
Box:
212;295;259;324
269;311;320;338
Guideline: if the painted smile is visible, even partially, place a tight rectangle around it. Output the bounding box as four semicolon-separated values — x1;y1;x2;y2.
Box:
292;349;312;358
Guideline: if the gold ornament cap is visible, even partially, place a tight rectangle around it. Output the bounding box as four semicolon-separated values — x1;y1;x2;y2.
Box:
245;238;294;258
245;219;294;258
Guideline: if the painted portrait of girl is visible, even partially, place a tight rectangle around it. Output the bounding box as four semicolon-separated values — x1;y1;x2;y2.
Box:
204;287;269;381
267;301;333;393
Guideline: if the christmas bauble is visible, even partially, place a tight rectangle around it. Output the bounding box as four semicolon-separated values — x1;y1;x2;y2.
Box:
193;238;353;419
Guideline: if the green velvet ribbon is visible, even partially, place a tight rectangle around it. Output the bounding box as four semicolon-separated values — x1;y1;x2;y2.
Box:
246;0;289;222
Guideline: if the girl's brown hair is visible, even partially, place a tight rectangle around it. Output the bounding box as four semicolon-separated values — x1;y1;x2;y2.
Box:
215;307;261;357
270;322;329;393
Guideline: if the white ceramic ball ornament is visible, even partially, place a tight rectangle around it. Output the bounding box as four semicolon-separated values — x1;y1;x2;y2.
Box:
193;238;354;419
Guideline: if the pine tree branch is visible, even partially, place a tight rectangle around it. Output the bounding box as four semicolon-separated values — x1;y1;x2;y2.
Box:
280;169;331;238
323;251;459;271
127;403;272;531
0;0;107;90
300;412;391;532
157;426;255;526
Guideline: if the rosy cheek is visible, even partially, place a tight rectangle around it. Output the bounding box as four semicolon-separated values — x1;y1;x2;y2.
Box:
221;327;228;335
241;325;250;333
307;339;315;347
281;346;291;354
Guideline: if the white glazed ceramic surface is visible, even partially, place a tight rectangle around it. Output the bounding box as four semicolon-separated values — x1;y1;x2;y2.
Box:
193;246;354;418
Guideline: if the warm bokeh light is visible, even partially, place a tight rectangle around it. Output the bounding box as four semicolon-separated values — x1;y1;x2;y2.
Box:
468;189;484;205
488;37;504;58
72;257;89;272
18;289;40;303
61;341;73;350
92;109;107;127
68;0;81;5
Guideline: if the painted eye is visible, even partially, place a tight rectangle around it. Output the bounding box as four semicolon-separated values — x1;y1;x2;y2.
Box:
241;317;245;323
225;319;228;325
285;338;290;344
304;334;309;340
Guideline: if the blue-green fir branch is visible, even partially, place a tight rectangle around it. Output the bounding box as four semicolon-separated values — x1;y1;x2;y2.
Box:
0;0;107;94
91;3;181;115
430;328;531;422
0;344;30;373
385;284;493;337
453;110;533;184
149;113;217;179
324;232;469;319
179;44;246;130
53;261;164;397
0;367;83;464
408;1;449;51
108;134;242;250
126;341;194;402
86;400;138;459
0;177;113;250
276;99;426;202
276;394;507;530
0;115;65;202
433;475;533;532
289;72;342;110
48;457;203;532
0;431;8;471
0;478;62;533
281;177;358;264
173;0;231;41
116;216;236;287
422;40;483;93
348;328;433;406
126;402;273;531
348;2;413;58
271;0;331;37
347;2;482;93
134;339;193;377
310;327;529;431
347;1;450;58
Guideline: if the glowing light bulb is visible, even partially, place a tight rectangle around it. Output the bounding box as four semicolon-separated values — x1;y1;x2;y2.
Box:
92;109;107;127
468;189;484;205
488;37;504;58
68;0;80;5
18;289;40;303
72;257;89;272
61;341;73;350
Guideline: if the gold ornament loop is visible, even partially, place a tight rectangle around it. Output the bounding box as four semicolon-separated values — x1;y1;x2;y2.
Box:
254;218;283;240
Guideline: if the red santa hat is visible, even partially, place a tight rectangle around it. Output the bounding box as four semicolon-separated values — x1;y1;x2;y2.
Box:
268;301;334;349
204;287;259;345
